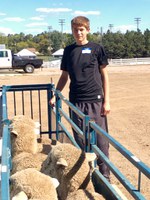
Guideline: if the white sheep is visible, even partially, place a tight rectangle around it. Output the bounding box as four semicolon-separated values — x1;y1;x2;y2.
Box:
10;117;60;174
41;143;95;200
66;189;104;200
10;168;59;200
10;115;42;157
10;122;38;156
11;135;60;174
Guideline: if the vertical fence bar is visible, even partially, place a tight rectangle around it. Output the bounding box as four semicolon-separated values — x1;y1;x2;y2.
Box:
55;93;61;140
88;121;96;153
30;90;33;119
84;115;90;152
1;125;11;200
22;91;25;115
138;170;141;192
13;91;16;116
47;84;53;139
38;90;42;135
1;86;11;200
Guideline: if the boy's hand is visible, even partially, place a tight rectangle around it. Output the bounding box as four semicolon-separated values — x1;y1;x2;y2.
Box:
101;102;110;116
49;96;55;108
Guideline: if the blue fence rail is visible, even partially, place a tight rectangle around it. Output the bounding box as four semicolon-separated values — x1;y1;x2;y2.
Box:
0;83;150;200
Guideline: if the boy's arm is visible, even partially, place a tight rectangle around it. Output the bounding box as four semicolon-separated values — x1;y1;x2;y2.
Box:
50;70;68;106
100;65;110;115
56;70;69;91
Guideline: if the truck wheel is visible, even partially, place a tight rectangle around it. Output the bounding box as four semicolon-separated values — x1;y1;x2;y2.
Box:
24;64;34;73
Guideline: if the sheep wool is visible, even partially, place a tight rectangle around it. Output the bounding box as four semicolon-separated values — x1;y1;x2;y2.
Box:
11;115;40;130
11;152;47;174
10;168;59;200
41;143;95;200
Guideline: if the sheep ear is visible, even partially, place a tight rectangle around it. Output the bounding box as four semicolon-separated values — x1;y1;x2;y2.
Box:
12;191;28;200
34;122;40;135
11;130;18;136
57;158;68;167
34;121;41;128
51;178;59;188
85;152;97;162
34;128;40;135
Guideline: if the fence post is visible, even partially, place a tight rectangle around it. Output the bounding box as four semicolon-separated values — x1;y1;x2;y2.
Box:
55;92;62;141
47;83;54;139
0;89;2;138
83;115;91;152
1;86;11;200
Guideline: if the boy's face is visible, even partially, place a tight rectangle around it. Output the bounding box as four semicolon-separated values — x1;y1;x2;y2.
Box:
72;25;90;45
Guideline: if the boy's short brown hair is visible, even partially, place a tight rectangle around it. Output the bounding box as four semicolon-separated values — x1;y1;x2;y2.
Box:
71;16;90;30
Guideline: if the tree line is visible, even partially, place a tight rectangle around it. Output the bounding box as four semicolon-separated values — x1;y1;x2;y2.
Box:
0;29;150;59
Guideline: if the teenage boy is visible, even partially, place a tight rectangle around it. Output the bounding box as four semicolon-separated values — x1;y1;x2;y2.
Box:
50;16;110;181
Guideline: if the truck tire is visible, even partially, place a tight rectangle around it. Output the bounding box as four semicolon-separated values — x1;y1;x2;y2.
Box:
24;64;35;73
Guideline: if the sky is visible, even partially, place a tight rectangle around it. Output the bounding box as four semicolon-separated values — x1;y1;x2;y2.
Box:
0;0;150;36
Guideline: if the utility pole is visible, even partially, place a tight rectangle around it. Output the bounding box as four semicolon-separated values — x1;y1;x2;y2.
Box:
100;27;103;43
97;27;103;44
59;19;65;33
109;24;114;32
48;26;52;54
48;26;52;33
134;17;141;31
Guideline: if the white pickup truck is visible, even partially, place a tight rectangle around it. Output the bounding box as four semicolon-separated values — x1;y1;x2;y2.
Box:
0;49;43;73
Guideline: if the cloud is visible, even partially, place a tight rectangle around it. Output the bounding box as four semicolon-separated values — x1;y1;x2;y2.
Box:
3;17;25;22
73;10;100;16
64;29;72;34
114;25;136;33
0;12;6;16
0;27;15;35
30;16;44;21
25;22;49;27
24;28;45;34
36;7;72;13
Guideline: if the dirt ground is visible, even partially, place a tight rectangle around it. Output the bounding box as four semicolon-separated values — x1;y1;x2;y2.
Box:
0;65;150;199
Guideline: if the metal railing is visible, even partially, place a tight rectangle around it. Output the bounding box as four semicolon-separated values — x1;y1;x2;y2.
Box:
52;88;150;200
0;84;150;200
42;57;150;69
109;57;150;65
1;84;53;200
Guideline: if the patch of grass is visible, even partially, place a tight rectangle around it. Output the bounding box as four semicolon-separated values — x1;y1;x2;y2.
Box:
37;56;60;62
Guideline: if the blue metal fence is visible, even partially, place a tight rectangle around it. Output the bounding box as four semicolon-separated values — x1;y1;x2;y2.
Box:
1;84;53;200
52;88;150;200
1;83;150;200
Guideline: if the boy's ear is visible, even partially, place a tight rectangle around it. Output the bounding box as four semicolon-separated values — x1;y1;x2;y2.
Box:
87;28;90;33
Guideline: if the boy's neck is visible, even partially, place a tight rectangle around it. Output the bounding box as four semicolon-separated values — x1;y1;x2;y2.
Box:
76;40;89;46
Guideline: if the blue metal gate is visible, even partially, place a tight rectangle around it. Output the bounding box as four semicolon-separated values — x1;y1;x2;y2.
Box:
0;83;150;200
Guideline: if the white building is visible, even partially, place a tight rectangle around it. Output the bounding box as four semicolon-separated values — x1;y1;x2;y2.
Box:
16;49;36;58
52;49;64;58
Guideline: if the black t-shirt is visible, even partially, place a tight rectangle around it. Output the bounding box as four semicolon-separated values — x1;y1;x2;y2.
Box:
61;42;108;103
